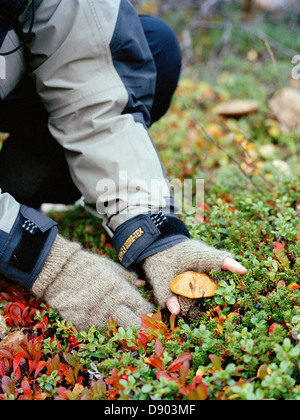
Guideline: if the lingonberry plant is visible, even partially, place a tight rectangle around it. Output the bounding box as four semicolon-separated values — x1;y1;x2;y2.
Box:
0;169;299;400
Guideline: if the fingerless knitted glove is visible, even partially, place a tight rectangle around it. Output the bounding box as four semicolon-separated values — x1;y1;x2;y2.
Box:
142;239;233;321
32;235;153;331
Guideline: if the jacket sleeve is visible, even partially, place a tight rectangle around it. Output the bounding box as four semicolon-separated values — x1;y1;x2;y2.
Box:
0;190;58;288
19;0;190;267
0;30;26;99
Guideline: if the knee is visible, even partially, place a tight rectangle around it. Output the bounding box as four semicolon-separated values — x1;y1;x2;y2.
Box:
140;15;182;75
154;17;182;67
160;20;182;79
140;15;182;123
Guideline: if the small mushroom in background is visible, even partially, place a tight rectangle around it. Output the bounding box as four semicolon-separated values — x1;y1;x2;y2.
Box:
214;99;259;118
169;271;218;299
268;88;300;134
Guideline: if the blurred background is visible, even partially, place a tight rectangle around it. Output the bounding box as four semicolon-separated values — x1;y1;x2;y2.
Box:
133;0;300;81
127;0;300;198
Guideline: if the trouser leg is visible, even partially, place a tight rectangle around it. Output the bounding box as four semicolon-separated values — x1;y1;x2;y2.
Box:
0;77;81;208
140;15;182;123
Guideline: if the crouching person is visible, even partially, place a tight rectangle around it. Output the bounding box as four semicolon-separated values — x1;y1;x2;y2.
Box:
0;0;247;331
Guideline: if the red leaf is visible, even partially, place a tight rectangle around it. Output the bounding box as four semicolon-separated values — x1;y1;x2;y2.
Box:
149;358;164;370
0;349;13;359
21;380;33;400
156;370;180;384
10;305;22;326
277;280;286;288
144;340;165;370
140;313;169;338
28;360;37;375
156;371;172;382
1;376;17;398
0;361;6;377
169;314;176;331
273;242;290;269
168;353;193;373
180;382;209;401
110;368;123;391
14;366;21;382
107;317;118;336
273;241;285;255
34;361;47;378
107;316;117;330
27;336;43;361
138;331;151;350
91;378;107;397
152;309;162;322
47;354;60;374
61;364;76;386
155;340;164;358
179;360;190;387
13;344;30;360
55;386;70;400
209;354;222;370
269;323;278;334
195;383;209;400
288;283;300;291
140;314;160;331
13;353;24;380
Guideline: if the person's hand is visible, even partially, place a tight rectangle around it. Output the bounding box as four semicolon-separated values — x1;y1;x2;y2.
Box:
165;256;247;316
32;235;154;331
222;257;247;275
142;240;247;321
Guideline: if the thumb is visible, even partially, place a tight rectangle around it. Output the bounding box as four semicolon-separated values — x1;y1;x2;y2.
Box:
166;295;181;315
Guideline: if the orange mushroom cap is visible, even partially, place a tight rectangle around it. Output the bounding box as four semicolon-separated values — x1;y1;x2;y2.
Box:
169;272;218;299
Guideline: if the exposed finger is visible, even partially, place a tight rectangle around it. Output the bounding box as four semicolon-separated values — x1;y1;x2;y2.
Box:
166;295;181;315
134;279;146;287
222;257;247;275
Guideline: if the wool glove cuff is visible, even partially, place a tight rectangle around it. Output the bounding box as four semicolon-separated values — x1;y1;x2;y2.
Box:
112;211;190;268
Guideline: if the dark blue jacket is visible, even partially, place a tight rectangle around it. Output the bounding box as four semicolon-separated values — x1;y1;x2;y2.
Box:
0;0;27;47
